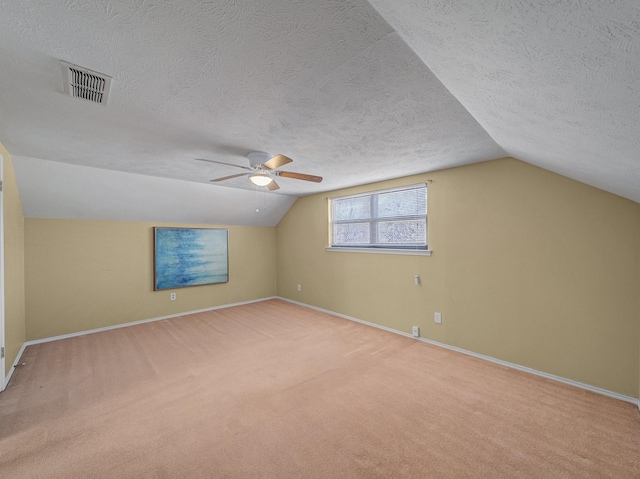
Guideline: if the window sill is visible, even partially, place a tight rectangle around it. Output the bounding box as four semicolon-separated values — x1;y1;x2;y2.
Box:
325;247;432;256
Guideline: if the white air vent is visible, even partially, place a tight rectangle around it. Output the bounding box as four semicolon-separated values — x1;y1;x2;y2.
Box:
60;61;112;105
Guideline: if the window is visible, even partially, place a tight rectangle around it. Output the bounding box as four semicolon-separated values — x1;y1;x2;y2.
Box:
329;183;427;252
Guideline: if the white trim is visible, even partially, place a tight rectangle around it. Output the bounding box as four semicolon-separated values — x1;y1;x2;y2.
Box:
0;153;5;391
7;295;639;410
278;297;639;407
4;341;27;388
326;247;432;256
23;296;277;347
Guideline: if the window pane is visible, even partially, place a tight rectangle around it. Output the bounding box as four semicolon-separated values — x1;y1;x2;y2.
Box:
333;223;370;244
333;196;371;221
376;186;426;218
377;220;426;244
330;184;427;249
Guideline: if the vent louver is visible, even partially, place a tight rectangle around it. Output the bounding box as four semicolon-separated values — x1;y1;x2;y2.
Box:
61;61;112;105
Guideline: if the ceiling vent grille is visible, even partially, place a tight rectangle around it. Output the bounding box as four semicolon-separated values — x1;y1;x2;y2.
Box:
60;61;112;105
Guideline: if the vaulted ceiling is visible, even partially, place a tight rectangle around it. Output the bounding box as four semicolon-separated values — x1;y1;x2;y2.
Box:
1;1;638;226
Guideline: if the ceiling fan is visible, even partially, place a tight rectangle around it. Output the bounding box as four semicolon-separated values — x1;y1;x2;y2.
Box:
195;152;322;191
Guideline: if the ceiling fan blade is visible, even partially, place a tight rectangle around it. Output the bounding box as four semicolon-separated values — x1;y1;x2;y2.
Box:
267;179;280;191
196;158;251;171
277;170;323;183
210;173;249;182
263;154;293;170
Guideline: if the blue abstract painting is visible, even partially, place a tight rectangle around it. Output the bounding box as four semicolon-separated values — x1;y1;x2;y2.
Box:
154;228;228;290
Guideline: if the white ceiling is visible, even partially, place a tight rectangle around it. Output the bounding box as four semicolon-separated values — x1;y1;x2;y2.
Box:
1;1;639;226
13;157;295;227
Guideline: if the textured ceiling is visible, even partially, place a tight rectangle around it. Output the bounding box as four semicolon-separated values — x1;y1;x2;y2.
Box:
368;0;640;201
1;1;639;225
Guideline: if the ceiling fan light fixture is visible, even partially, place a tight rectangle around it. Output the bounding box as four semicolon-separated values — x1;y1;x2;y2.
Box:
249;171;273;186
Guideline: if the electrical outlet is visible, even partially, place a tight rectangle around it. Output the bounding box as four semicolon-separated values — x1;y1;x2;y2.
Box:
297;284;302;292
412;325;420;337
434;312;442;324
170;292;176;301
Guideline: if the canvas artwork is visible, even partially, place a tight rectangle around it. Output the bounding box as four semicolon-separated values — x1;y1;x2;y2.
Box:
154;227;229;290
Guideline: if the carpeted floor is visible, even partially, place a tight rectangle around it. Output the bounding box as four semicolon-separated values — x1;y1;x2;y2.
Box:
1;299;639;478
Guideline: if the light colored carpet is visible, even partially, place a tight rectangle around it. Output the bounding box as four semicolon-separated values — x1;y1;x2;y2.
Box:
1;299;638;478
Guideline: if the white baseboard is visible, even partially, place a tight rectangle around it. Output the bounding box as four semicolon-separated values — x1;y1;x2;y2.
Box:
2;341;28;391
5;295;639;411
21;296;278;348
278;297;640;409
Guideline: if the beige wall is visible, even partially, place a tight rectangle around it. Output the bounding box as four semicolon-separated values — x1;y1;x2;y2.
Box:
25;219;276;340
1;142;26;377
276;158;640;398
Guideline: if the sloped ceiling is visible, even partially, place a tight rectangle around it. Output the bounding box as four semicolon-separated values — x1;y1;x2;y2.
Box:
0;1;638;226
368;0;640;202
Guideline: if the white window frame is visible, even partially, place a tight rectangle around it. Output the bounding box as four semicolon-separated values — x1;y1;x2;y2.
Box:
327;183;431;256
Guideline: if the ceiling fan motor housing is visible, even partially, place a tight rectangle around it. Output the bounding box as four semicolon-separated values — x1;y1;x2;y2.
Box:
247;151;272;167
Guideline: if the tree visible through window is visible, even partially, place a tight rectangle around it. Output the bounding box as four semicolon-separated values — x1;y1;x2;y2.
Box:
330;184;427;249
